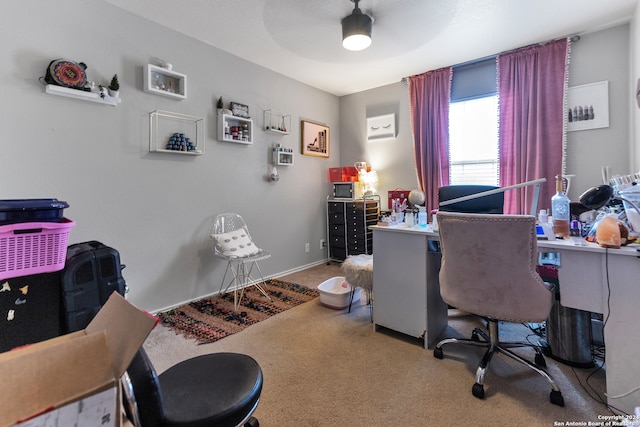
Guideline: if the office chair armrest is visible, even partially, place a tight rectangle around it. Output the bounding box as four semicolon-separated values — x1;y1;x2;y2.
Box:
121;371;142;427
542;281;555;292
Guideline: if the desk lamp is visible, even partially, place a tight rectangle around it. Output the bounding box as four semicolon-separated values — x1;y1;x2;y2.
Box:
579;184;640;230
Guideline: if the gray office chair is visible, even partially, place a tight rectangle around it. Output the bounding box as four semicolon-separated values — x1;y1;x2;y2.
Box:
122;348;262;426
433;212;564;406
210;213;271;312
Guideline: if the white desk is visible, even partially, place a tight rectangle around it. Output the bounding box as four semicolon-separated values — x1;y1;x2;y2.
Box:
371;225;447;348
371;224;640;414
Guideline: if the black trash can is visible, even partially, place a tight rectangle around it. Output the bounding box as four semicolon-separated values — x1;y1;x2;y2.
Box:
539;265;594;368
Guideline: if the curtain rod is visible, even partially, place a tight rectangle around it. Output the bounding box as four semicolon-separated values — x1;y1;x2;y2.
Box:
401;34;580;84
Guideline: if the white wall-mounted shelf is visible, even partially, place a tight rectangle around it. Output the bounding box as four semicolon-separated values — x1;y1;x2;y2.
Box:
45;84;121;106
273;146;294;165
149;110;204;155
264;109;291;135
218;112;253;144
143;64;187;100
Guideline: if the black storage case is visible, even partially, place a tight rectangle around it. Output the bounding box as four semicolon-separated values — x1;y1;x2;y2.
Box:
0;199;69;225
0;271;64;352
61;241;126;332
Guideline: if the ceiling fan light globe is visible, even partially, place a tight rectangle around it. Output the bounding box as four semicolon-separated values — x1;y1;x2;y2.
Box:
343;34;372;51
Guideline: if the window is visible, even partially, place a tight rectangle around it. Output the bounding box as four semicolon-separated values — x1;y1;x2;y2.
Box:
448;96;499;186
448;57;498;186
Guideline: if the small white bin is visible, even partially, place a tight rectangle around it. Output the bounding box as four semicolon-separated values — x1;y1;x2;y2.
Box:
317;276;352;310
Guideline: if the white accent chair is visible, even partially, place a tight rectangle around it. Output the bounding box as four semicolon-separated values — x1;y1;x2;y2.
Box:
210;213;271;312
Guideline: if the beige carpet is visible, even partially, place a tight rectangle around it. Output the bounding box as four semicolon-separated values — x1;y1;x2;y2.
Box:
143;262;611;426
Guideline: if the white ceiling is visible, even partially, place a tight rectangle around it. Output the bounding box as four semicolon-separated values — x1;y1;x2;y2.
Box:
103;0;637;96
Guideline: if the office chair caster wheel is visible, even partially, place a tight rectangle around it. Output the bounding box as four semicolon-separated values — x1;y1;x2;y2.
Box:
244;416;260;427
535;352;547;368
433;347;443;359
472;382;485;399
550;390;565;407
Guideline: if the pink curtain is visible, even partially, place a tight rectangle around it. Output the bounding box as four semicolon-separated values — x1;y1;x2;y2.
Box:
408;67;452;213
498;38;569;214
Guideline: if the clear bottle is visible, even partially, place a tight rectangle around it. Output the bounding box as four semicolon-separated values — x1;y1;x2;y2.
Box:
418;207;427;227
551;175;570;238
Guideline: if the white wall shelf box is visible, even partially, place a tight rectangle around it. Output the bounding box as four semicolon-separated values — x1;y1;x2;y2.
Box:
149;110;204;155
45;84;121;106
273;146;294;165
143;64;187;100
263;110;291;135
218;112;253;144
366;113;396;141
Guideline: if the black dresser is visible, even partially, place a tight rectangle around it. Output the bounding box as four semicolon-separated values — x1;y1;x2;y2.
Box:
327;196;379;261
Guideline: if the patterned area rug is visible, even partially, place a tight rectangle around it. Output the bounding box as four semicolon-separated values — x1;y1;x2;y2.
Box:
158;279;319;344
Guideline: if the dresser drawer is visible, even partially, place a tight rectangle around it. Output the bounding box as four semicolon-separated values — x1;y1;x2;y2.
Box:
329;235;346;248
330;246;346;261
328;202;345;214
347;234;372;247
328;212;345;224
328;224;345;236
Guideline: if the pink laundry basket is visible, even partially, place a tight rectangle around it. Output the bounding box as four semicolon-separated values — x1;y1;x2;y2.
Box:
0;218;75;280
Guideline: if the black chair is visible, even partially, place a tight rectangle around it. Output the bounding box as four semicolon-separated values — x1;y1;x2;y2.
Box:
438;185;504;214
122;348;263;426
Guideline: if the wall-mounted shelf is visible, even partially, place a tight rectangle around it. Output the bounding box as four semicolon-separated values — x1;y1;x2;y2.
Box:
218;112;253;144
149;110;204;155
143;64;187;100
45;84;121;106
264;109;290;135
273;146;294;165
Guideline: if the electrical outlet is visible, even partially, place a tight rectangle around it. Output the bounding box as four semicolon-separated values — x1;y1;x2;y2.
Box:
320;239;326;249
305;242;310;253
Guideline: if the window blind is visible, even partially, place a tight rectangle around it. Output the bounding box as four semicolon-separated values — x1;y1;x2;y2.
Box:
451;57;497;102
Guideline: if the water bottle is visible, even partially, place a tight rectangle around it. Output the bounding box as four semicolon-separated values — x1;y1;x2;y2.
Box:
418;207;427;227
551;174;570;238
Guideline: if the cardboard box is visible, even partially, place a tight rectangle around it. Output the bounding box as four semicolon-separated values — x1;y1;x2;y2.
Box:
0;292;157;427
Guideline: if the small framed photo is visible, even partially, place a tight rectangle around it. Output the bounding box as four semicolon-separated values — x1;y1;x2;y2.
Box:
230;102;250;118
567;81;609;132
301;120;330;158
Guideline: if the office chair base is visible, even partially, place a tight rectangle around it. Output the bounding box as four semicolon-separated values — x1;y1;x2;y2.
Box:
472;382;485;399
434;321;565;407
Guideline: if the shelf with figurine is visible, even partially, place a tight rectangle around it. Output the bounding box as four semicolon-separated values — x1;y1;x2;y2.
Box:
41;59;122;106
149;110;204;156
264;110;291;135
143;64;187;100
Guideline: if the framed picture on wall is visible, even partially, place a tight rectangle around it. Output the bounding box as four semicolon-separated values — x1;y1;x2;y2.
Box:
301;120;330;157
567;81;609;132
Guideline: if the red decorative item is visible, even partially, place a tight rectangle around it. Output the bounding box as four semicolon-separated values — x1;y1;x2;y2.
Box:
388;189;409;210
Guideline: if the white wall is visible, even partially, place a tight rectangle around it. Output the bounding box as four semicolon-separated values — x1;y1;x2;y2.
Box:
633;2;640;170
0;0;340;312
340;23;635;210
565;24;631;198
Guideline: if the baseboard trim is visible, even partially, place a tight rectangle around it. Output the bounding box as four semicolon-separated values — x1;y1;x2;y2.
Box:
151;259;331;314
